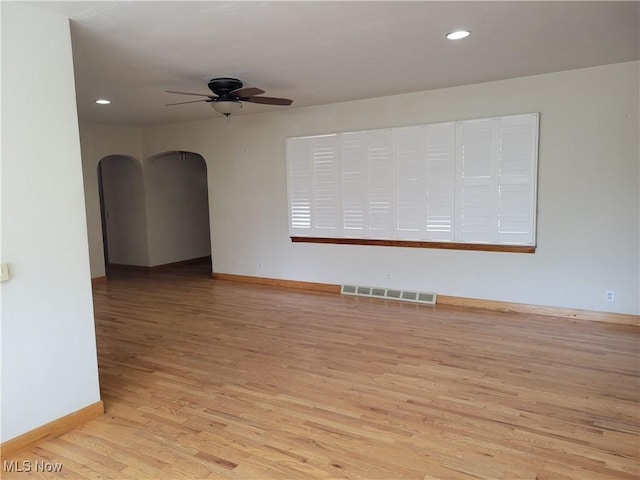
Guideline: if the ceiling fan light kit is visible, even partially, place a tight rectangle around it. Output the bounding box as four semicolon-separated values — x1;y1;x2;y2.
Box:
211;100;242;116
166;77;292;118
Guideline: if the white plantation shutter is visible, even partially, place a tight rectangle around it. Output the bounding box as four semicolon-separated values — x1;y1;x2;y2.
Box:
366;130;394;239
286;134;340;236
425;123;456;241
457;119;496;243
339;132;368;236
287;112;538;248
311;135;340;235
394;123;455;241
286;137;313;235
394;126;427;240
497;114;538;245
340;130;394;239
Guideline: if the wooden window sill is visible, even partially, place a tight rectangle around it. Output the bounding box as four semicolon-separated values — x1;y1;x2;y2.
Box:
290;236;535;253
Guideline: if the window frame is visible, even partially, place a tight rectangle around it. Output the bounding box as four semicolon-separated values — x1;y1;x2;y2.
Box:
286;113;539;253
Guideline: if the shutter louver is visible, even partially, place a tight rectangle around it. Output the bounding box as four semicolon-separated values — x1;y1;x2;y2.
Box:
457;119;495;243
497;114;538;245
395;126;427;240
367;130;394;239
286;137;312;235
340;132;367;236
426;123;456;241
312;135;340;235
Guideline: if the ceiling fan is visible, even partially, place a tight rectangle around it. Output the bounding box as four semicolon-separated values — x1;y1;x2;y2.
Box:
166;77;293;117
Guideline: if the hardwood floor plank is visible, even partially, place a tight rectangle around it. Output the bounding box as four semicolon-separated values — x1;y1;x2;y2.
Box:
3;264;638;479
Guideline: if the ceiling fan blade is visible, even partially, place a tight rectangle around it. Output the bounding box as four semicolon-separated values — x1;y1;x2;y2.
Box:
231;87;265;98
166;99;210;106
244;96;293;106
166;90;214;98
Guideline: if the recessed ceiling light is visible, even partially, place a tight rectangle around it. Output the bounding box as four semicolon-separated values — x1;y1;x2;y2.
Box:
95;99;111;105
446;30;470;40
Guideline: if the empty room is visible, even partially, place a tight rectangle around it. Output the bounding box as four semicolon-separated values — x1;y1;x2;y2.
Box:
1;1;639;479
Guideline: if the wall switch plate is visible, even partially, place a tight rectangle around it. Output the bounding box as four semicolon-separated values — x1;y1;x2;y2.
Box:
0;263;9;282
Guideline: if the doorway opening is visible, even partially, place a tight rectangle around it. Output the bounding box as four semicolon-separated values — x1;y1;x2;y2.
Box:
97;155;148;276
146;151;212;275
97;151;212;278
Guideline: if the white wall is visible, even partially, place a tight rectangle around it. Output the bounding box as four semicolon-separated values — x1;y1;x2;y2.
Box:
100;155;149;266
146;152;211;266
1;3;101;442
138;62;639;315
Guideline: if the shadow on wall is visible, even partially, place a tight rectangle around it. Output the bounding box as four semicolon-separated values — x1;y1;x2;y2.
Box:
97;151;212;274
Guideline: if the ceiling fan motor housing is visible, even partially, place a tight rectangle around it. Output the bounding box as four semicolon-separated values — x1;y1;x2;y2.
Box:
207;77;244;100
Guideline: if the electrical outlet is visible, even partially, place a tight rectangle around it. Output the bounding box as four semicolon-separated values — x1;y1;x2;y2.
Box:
606;290;615;302
0;263;9;282
385;273;391;280
257;262;264;271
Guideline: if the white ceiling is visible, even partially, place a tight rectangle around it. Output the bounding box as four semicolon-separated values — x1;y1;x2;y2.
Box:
29;1;639;127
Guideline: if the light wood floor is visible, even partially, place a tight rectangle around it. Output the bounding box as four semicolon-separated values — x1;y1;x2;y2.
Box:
5;265;639;479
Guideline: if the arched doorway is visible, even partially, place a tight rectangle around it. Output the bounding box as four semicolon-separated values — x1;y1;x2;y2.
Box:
97;155;148;275
146;151;212;273
97;151;212;277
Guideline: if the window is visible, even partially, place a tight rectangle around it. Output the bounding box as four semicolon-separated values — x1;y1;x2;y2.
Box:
286;113;538;252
